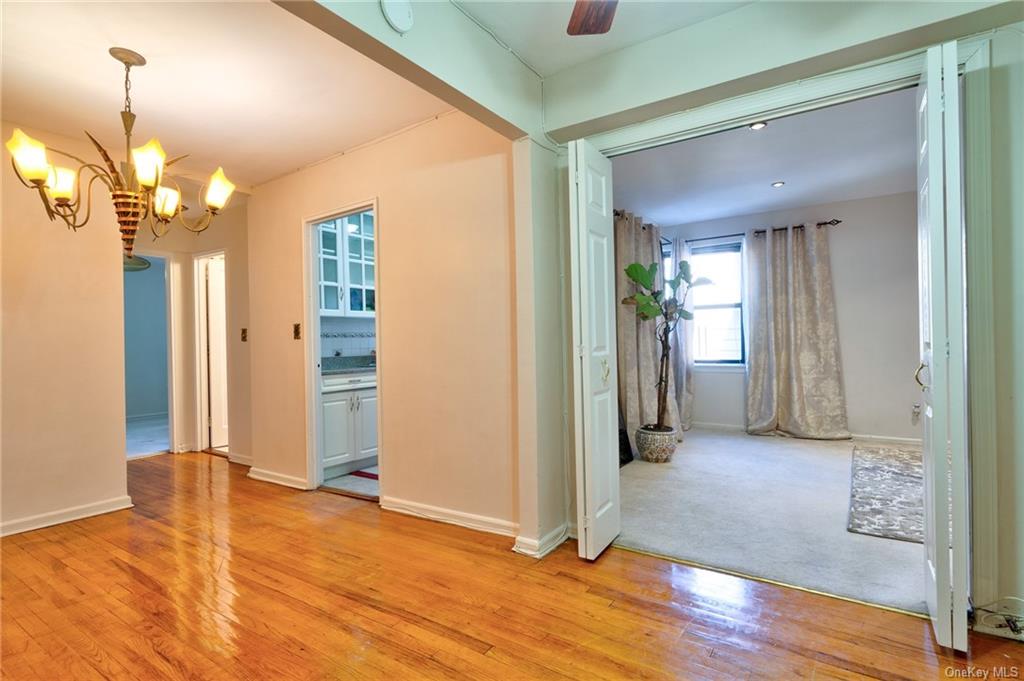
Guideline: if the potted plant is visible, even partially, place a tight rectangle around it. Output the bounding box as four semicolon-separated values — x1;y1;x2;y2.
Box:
622;260;709;463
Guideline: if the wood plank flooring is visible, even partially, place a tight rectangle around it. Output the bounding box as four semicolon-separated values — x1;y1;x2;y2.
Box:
2;452;1021;680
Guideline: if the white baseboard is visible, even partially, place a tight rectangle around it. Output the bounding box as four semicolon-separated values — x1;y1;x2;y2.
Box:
228;453;253;466
247;467;311;490
691;421;745;432
126;412;168;422
1;495;133;537
514;523;569;558
851;433;923;447
380;496;516;537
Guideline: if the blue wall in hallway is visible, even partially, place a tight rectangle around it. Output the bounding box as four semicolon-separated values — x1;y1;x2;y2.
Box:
123;256;168;419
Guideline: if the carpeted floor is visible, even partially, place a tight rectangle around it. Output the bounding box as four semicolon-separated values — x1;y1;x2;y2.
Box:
616;428;926;613
126;415;169;458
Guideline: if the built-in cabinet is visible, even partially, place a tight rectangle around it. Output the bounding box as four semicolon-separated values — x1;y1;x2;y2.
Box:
322;384;377;471
317;208;376;317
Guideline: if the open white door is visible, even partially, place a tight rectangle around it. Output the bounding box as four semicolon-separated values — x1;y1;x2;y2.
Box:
569;139;620;560
916;41;969;652
206;256;230;449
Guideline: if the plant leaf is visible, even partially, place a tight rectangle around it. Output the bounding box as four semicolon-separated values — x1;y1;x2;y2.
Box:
624;262;655;291
678;260;692;285
679;309;694;320
692;276;712;287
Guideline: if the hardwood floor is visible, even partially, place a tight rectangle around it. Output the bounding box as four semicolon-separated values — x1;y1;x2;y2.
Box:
2;453;1020;680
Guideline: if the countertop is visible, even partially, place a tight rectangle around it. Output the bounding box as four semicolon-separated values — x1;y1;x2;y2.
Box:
321;355;376;376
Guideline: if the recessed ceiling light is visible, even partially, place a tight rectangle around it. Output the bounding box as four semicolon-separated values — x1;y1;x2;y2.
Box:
771;181;785;188
749;121;768;131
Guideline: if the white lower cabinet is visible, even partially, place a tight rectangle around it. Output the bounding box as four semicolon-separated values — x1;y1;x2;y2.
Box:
322;387;377;471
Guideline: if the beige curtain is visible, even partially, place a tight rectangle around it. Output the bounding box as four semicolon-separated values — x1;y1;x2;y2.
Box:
745;225;850;439
671;237;694;431
615;211;680;454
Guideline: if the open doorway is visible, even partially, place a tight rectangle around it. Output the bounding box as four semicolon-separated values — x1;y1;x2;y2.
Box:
609;88;926;612
124;254;171;457
196;252;229;456
308;204;380;501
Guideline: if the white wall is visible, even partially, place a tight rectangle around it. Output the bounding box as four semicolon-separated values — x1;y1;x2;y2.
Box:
2;123;132;533
135;204;252;464
247;111;517;530
123;257;169;420
661;192;920;441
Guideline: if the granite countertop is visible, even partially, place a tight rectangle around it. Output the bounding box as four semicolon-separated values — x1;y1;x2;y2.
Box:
321;355;376;376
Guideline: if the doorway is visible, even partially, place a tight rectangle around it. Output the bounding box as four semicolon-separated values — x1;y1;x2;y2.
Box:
196;252;229;455
124;254;171;457
306;203;381;501
568;40;981;652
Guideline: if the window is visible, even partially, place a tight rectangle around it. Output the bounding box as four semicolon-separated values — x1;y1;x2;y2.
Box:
689;240;744;364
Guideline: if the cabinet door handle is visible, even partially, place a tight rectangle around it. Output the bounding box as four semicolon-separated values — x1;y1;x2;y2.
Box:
356;396;361;411
349;399;354;412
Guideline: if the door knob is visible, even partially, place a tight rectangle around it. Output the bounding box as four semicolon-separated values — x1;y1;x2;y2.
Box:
914;362;928;390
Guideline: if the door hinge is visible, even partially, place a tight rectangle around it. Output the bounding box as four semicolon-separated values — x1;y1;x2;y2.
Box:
946;340;951;358
574;170;581;186
576;344;585;357
581;516;591;529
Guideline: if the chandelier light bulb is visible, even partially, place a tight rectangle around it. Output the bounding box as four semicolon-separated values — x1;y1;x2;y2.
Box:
154;185;180;219
5;128;51;183
204;167;235;211
131;138;166;190
46;166;77;202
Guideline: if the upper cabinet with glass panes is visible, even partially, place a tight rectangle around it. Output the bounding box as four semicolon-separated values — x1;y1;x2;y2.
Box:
316;208;376;318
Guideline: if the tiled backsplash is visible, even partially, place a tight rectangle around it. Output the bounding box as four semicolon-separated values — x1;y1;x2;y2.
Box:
321;316;376;357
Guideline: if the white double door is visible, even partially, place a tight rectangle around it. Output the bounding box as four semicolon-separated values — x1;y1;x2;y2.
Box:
568;39;970;652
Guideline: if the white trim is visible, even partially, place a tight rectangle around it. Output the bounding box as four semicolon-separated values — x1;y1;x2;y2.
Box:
693;364;745;374
1;496;133;537
228;453;253;467
247;467;312;490
588;36;990;158
690;421;745;432
303;198;382;492
962;38;999;609
380;496;517;537
514;523;568;558
126;411;169;421
851;433;924;447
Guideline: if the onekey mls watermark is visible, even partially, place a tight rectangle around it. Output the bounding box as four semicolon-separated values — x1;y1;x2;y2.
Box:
944;666;1021;679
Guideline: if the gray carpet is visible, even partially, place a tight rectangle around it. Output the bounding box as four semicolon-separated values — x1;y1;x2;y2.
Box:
847;445;924;543
616;429;926;613
126;415;169;458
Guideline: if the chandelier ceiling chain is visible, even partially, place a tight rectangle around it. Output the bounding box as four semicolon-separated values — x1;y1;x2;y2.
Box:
5;47;236;262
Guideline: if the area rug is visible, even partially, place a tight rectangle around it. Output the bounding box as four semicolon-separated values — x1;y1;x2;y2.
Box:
847;445;924;543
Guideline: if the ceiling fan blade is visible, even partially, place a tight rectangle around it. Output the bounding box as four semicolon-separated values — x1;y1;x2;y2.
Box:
567;0;618;36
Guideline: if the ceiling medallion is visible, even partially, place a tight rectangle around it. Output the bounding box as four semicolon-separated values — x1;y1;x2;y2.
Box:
5;47;236;260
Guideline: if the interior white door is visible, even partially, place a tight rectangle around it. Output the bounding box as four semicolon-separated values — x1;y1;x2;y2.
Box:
916;41;969;652
206;256;230;449
569;138;620;560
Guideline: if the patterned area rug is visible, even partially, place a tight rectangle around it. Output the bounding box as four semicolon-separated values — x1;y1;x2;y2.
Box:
847;445;924;543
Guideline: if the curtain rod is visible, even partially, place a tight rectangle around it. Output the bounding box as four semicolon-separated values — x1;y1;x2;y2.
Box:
752;219;842;236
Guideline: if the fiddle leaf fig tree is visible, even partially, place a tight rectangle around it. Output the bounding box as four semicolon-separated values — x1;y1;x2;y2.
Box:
622;260;710;431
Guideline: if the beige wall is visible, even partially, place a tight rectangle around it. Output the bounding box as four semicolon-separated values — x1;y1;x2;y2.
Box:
1;123;131;532
663;192;922;441
133;202;251;464
247;111;517;527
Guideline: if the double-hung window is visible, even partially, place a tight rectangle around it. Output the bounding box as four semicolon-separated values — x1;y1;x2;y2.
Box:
689;239;744;364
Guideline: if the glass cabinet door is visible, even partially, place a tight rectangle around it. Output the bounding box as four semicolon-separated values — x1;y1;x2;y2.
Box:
317;221;342;314
345;209;376;315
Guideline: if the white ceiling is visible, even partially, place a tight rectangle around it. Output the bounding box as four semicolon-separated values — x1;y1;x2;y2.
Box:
1;2;452;188
612;87;918;227
456;1;750;76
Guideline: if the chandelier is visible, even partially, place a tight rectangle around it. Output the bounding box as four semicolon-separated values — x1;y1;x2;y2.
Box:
5;47;236;264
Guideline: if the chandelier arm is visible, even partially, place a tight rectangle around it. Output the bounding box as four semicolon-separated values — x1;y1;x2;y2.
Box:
10;158;38;189
51;173;107;231
35;186;57;221
174;210;215;234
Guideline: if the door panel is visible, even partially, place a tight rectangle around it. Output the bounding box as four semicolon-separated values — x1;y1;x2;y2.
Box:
569;138;620;560
207;256;229;449
356;391;378;459
322;393;354;467
917;41;969;653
